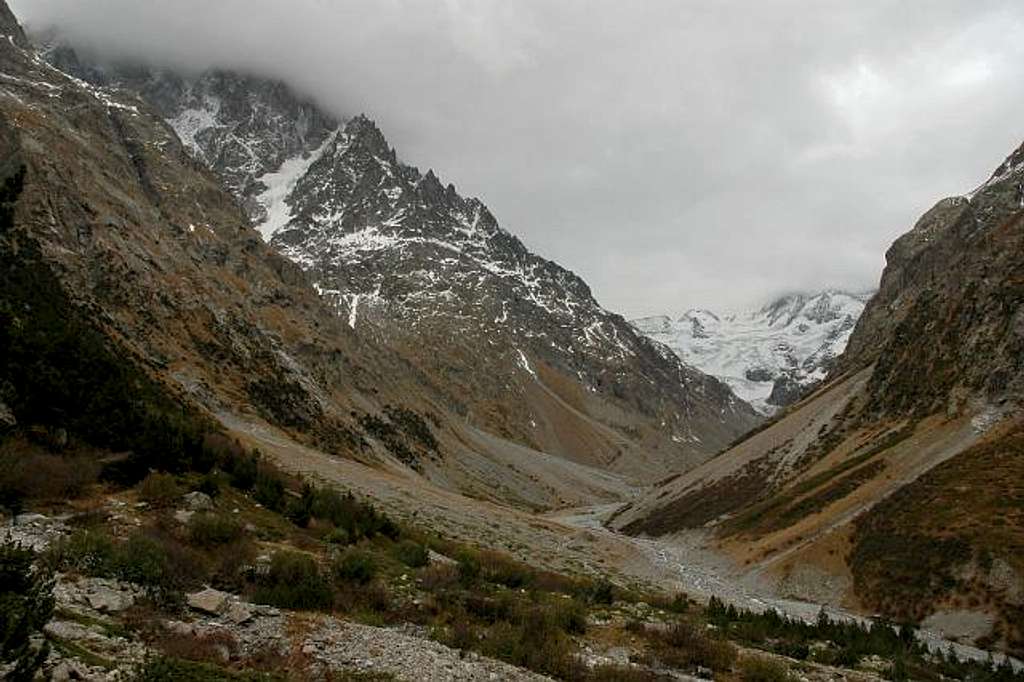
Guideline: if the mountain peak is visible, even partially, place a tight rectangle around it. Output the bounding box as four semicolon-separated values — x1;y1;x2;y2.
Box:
0;0;28;49
343;114;392;157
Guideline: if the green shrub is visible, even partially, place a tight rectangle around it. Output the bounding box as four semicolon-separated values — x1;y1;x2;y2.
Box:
587;664;663;681
45;530;117;575
548;597;588;635
392;540;429;568
308;488;399;542
649;621;737;672
253;472;285;512
46;529;201;603
323;527;351;545
138;473;181;507
224;453;258;492
187;513;243;548
455;549;481;584
252;551;333;611
197;473;221;499
133;656;278;681
477;550;533;589
0;541;55;680
284;497;312;528
333;549;378;585
114;531;204;602
585;579;615;605
739;656;792;682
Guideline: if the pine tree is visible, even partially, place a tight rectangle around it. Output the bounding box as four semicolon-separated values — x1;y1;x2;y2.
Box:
0;541;55;681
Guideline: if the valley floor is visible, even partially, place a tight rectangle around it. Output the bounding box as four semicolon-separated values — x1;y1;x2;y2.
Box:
548;504;1022;672
220;411;1022;672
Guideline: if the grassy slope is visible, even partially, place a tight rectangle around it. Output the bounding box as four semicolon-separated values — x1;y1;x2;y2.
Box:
850;422;1024;655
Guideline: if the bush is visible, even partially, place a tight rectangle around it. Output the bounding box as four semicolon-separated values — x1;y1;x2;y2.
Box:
587;664;663;682
585;579;615;606
253;471;285;512
323;527;351;545
197;473;221;499
153;628;239;666
477;550;533;589
648;621;737;672
456;549;481;584
739;656;792;682
333;549;378;585
418;563;460;591
45;530;117;576
224;453;258;492
114;531;204;602
252;551;333;611
187;513;243;548
308;488;399;542
548;597;588;635
392;540;429;568
46;529;202;603
0;441;100;512
139;473;181;507
133;656;276;681
0;541;55;681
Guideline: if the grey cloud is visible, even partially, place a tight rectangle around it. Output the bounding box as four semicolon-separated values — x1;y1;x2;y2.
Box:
13;0;1024;316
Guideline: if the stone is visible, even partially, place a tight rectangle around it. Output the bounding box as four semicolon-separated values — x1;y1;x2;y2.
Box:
187;588;231;615
0;399;15;429
173;509;195;525
14;513;48;526
164;620;196;637
86;585;134;613
51;659;88;682
224;601;253;625
182;491;214;511
427;550;457;566
45;620;96;642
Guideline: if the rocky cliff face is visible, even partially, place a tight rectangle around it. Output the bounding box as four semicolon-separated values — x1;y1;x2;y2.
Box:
833;146;1024;421
35;48;760;477
0;0;26;48
633;290;870;414
0;22;460;481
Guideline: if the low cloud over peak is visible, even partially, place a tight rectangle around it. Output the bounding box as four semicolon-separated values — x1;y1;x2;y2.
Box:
15;0;1024;316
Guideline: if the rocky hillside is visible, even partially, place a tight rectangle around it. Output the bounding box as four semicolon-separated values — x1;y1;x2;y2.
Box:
613;140;1024;655
37;43;759;479
1;10;632;518
0;16;431;466
633;290;870;413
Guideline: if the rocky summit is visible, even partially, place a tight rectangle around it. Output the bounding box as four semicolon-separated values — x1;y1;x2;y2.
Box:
39;46;760;479
633;290;871;414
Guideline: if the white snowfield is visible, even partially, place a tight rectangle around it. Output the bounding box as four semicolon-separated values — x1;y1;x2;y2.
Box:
633;290;872;414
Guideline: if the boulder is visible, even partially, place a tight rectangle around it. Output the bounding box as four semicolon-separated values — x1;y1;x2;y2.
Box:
224;601;253;625
182;491;214;511
186;587;231;615
0;399;15;429
85;585;135;613
50;659;89;682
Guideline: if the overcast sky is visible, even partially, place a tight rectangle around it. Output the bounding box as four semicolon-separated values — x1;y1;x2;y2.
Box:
13;1;1024;316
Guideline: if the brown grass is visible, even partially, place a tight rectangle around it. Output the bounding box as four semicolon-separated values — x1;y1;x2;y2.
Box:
850;422;1024;655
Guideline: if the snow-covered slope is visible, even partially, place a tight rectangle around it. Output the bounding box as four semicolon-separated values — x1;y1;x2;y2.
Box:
633;291;872;413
